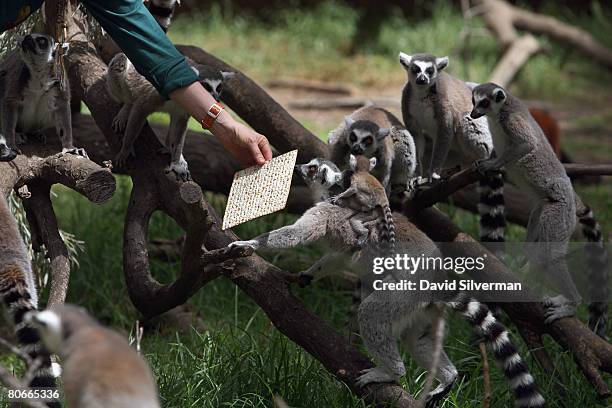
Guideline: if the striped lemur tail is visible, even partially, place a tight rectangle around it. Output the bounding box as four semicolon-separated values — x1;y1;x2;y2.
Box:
577;203;609;338
146;0;180;32
0;196;58;406
448;294;545;408
477;173;506;246
378;204;396;253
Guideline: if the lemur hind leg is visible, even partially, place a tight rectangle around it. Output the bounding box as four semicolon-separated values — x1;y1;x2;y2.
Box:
526;197;580;324
402;312;458;407
164;113;191;181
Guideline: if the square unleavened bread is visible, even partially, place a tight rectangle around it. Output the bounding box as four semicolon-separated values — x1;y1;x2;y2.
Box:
222;150;298;230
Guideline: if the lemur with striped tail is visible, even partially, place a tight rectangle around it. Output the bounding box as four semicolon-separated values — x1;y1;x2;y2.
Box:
229;158;545;407
471;82;608;335
399;52;506;247
0;194;59;406
27;304;160;408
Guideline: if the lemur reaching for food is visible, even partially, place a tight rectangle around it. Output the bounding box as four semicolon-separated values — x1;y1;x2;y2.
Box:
0;33;86;162
229;158;545;407
106;52;234;181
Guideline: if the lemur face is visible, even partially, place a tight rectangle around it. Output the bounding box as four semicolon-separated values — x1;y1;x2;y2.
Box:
20;33;55;67
25;310;63;354
344;117;390;156
470;83;507;119
194;65;235;101
295;158;342;189
399;52;448;88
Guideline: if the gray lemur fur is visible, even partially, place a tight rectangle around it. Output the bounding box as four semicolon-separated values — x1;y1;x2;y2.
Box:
328;105;417;195
0;33;86;162
0;193;59;397
229;158;545;407
399;52;492;181
471;82;581;323
106;52;234;181
27;304;160;408
399;52;507;248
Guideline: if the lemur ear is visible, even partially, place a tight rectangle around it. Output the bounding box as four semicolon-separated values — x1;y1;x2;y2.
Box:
221;71;235;81
399;52;413;67
349;154;357;170
494;88;506;103
369;157;377;171
435;56;449;71
376;127;390;140
344;116;356;128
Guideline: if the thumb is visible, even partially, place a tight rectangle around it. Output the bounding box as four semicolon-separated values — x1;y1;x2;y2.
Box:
248;142;266;165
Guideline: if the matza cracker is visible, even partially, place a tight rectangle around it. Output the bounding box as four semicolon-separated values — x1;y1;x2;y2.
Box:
222;150;298;230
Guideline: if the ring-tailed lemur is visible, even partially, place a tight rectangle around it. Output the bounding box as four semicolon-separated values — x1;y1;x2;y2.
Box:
26;304;160;408
330;154;395;249
328;105;417;197
0;194;59;406
399;53;506;247
0;33;87;162
230;159;545;407
145;0;180;32
106;53;234;181
471;83;609;333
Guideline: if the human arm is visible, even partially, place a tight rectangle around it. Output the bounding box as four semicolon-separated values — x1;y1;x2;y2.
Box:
80;0;272;165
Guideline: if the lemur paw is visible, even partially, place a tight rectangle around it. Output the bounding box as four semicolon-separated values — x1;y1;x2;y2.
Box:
297;272;314;287
164;160;191;182
543;295;577;324
62;147;88;159
355;367;399;388
112;115;128;134
472;159;500;176
228;240;259;251
425;382;454;408
0;144;19;162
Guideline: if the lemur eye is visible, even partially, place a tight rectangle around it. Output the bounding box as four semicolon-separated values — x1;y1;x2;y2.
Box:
349;132;357;142
364;136;373;145
426;67;434;75
36;37;48;48
479;99;490;108
411;65;420;74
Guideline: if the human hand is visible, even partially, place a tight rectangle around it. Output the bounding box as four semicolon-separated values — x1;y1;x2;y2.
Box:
211;112;272;166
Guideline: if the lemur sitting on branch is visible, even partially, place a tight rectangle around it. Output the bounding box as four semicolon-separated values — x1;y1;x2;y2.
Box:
106;52;234;181
229;158;545;408
0;33;87;162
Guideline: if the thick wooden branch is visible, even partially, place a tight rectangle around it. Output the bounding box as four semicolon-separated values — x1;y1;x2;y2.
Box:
475;0;612;71
489;34;544;87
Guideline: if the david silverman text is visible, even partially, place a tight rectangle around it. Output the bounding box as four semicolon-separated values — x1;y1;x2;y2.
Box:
372;279;522;292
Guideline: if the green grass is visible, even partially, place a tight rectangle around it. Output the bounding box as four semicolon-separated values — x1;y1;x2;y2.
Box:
3;2;612;407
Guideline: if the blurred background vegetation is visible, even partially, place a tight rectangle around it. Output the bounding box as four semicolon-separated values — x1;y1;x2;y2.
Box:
3;1;612;407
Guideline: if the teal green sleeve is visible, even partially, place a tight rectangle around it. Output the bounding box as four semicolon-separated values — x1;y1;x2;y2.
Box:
80;0;198;99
